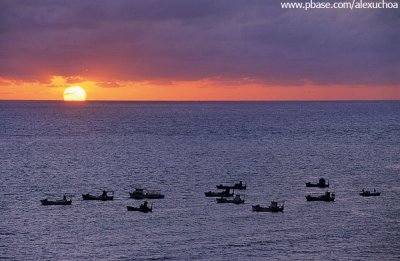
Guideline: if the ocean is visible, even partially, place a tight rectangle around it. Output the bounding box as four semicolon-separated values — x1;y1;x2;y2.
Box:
0;101;399;260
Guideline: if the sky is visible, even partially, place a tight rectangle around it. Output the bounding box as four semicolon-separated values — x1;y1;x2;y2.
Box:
0;0;399;100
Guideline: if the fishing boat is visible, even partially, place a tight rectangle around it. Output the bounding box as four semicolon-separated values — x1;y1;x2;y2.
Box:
82;191;114;201
216;181;246;190
204;188;233;197
129;188;146;199
127;201;152;213
306;178;329;188
126;206;152;213
252;201;284;212
129;188;165;199
359;189;381;197
41;195;72;206
216;194;245;204
306;191;335;201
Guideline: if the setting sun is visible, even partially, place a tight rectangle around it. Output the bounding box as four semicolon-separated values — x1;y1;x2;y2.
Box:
63;86;86;101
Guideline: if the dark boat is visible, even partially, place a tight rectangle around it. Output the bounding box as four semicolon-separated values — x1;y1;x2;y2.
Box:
359;189;381;197
204;188;233;197
216;181;246;190
82;191;114;201
306;191;335;201
305;178;329;188
127;201;152;213
129;188;145;199
252;201;284;212
126;206;152;213
41;196;72;206
129;188;165;199
216;194;245;204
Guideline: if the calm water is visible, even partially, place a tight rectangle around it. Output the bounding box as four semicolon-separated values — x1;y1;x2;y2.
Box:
0;101;399;260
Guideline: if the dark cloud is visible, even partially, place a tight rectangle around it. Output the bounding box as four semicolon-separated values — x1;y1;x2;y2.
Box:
0;0;399;86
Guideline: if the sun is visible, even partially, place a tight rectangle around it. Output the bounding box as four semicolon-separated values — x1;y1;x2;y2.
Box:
63;86;86;101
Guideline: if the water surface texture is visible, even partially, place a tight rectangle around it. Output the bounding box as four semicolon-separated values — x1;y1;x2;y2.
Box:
1;101;399;260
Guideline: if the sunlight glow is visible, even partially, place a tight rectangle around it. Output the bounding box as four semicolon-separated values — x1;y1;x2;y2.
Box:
63;86;86;101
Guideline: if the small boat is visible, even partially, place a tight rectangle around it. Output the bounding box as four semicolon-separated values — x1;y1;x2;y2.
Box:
359;189;381;197
216;181;246;190
127;201;152;213
129;188;165;199
82;191;114;201
129;188;146;199
216;194;245;204
305;178;329;188
252;201;284;212
306;191;335;202
41;196;72;206
204;188;233;197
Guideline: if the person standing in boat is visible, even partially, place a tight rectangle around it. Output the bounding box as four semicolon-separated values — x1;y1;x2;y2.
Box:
141;201;148;210
102;191;107;197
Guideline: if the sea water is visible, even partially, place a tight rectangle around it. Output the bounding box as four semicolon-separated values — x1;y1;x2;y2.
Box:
0;101;399;260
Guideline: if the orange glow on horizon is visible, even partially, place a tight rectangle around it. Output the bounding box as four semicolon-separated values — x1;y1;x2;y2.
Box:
0;76;399;101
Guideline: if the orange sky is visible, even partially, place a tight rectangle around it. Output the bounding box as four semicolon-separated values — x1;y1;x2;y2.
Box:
0;76;399;101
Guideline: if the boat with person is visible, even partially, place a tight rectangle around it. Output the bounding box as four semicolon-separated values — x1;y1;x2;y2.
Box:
41;195;72;206
252;201;284;212
82;190;114;201
305;178;329;188
216;194;245;204
306;191;335;201
359;188;381;197
127;201;152;213
204;188;233;197
216;181;246;190
129;188;165;199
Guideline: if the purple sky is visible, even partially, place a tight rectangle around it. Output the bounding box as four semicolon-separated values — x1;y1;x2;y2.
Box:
0;0;399;87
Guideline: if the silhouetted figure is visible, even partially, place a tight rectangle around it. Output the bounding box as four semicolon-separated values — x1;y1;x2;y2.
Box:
374;188;376;192
140;201;149;210
102;191;107;197
63;195;67;201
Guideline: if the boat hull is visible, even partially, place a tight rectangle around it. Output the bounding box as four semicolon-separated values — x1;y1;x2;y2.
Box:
252;205;283;212
82;194;113;201
41;199;72;206
129;192;164;199
359;192;381;197
127;206;152;213
216;185;246;190
305;183;329;188
129;192;145;199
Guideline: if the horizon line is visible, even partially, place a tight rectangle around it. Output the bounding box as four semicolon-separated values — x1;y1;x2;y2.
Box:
1;99;399;102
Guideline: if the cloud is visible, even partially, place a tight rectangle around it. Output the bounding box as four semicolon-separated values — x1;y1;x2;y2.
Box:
0;0;399;87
